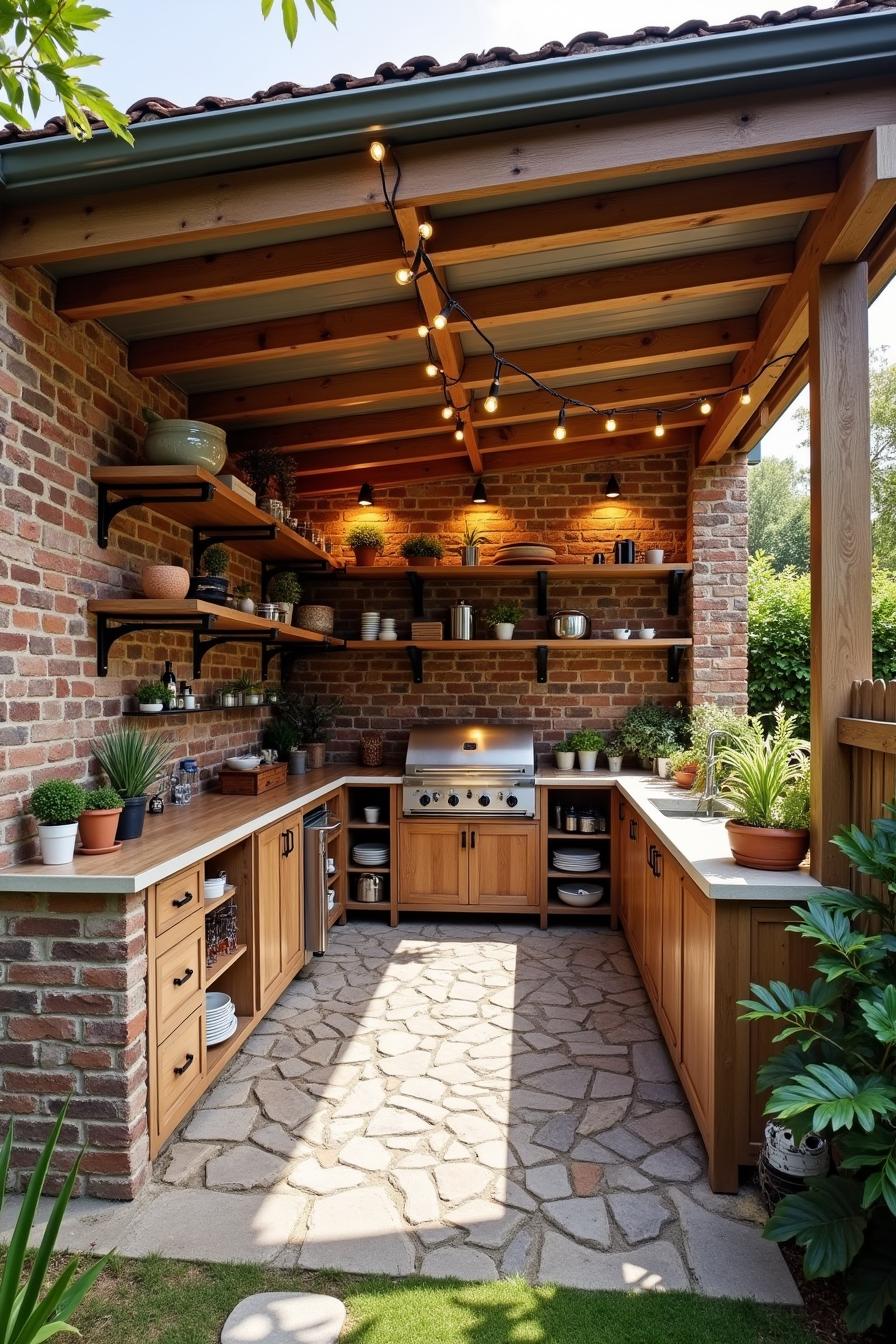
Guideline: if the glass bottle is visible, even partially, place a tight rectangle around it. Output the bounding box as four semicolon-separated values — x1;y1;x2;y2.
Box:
161;660;177;700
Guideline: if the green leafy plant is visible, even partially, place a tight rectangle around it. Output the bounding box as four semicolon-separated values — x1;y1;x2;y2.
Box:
135;679;171;707
461;520;491;547
201;545;229;578
347;522;385;553
0;1098;110;1343
92;727;174;799
234;582;253;600
260;0;337;46
400;535;444;560
617;702;686;761
236;445;281;500
568;729;606;754
275;458;297;515
606;733;625;758
29;780;86;826
553;738;577;754
268;572;302;604
262;719;298;761
83;786;123;811
484;600;523;628
738;807;896;1333
667;746;699;773
686;702;752;790
717;707;809;829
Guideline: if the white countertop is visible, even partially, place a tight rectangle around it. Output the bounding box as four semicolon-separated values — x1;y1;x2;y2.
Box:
0;765;822;903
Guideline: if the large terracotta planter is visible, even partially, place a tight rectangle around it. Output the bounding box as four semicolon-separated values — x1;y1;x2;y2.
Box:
78;808;123;854
726;821;810;871
141;564;190;599
352;547;380;568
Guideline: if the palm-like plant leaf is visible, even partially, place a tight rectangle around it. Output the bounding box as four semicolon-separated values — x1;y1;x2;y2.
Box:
764;1176;867;1277
770;1063;896;1132
843;1212;896;1332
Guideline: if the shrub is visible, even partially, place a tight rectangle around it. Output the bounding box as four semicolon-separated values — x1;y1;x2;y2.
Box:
83;786;124;811
687;701;752;790
201;544;229;577
29;779;86;825
347;522;385;553
484;600;523;627
739;807;896;1334
717;706;809;829
400;534;444;559
268;572;302;604
568;729;606;754
136;679;171;707
617;702;687;759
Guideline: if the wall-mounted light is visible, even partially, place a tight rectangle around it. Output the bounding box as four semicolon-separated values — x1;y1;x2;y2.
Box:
358;482;374;507
472;477;487;504
605;474;621;499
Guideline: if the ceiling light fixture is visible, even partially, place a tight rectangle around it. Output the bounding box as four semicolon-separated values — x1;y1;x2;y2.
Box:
654;411;665;438
472;477;487;504
418;221;433;240
432;302;452;331
605;474;621;499
740;389;753;406
604;412;617;433
552;407;567;441
454;415;465;443
368;140;386;162
700;397;713;416
358;482;374;507
483;361;502;414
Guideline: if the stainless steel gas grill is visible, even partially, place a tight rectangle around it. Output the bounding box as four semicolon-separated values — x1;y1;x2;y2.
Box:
403;723;536;817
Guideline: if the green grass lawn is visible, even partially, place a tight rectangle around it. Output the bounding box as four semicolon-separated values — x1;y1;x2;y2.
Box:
66;1254;816;1344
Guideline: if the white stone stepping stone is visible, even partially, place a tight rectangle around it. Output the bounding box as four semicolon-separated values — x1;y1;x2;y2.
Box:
221;1291;346;1344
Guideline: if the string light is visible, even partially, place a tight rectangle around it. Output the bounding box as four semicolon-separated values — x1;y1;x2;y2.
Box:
417;324;430;339
553;407;567;441
368;140;386;162
605;412;617;433
654;411;665;439
700;397;712;416
483;362;502;414
418;221;433;240
740;389;752;406
454;415;465;442
395;265;415;286
441;405;454;421
424;362;440;378
432;302;452;331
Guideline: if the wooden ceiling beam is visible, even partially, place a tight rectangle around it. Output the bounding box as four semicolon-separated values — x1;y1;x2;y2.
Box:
55;161;833;321
698;128;896;464
3;79;888;266
192;315;756;424
130;244;787;377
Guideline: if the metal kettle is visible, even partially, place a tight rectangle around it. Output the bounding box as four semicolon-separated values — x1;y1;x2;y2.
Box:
356;874;385;903
548;610;591;639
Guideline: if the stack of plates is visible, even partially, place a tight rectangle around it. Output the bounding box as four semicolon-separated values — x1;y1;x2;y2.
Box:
552;847;602;873
352;842;389;868
360;611;381;641
206;991;237;1046
556;882;605;907
492;542;557;566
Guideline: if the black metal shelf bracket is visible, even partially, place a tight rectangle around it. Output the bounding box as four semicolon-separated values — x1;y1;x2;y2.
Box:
94;612;215;676
406;571;425;619
260;558;330;597
191;628;279;680
261;641;338;681
536;571;549;617
192;525;276;571
667;644;687;683
97;482;214;550
406;645;424;684
667;569;686;616
536;644;549;684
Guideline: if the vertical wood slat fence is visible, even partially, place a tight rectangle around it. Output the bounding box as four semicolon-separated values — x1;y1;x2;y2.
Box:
837;679;896;894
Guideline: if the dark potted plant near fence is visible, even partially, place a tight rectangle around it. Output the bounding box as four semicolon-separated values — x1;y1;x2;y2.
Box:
485;599;523;641
400;534;444;568
347;522;385;568
92;727;174;841
717;707;810;870
190;543;229;604
569;728;606;773
78;786;124;854
29;779;86;865
135;679;172;714
268;571;302;624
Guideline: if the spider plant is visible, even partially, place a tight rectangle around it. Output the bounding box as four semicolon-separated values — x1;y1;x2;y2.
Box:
717;706;809;829
92;726;174;800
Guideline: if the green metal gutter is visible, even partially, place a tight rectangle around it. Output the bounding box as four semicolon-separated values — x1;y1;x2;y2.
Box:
2;13;895;197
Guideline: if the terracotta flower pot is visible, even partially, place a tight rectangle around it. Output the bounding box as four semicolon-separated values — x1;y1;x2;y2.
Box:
406;556;439;568
726;820;810;871
673;765;699;789
353;547;380;568
78;808;123;853
141;564;190;599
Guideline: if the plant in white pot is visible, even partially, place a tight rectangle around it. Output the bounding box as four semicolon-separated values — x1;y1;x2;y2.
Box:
234;581;255;614
485;599;523;641
30;779;86;864
655;738;679;779
717;707;810;871
606;733;625;774
268;571;302;625
553;738;576;771
569;728;606;773
135;679;172;714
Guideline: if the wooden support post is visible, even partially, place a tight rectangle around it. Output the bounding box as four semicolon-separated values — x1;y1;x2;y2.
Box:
809;264;872;885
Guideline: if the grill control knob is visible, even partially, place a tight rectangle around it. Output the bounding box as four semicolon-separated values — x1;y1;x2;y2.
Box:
506;794;519;808
419;793;431;807
478;794;491;807
448;793;460;807
432;792;441;803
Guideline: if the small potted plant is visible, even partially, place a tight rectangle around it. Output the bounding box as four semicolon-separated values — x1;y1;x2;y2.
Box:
265;685;280;705
236;444;280;511
135;679;172;714
485;599;523;641
262;719;299;762
221;683;237;709
569;728;606;773
234;582;255;615
92;727;174;841
78;786;124;854
400;535;444;568
347;522;386;568
29;779;86;865
268;572;302;625
299;694;344;769
460;520;490;566
245;682;264;706
553;738;576;771
606;734;625;774
718;707;810;871
191;544;229;605
668;747;700;789
655;738;679;780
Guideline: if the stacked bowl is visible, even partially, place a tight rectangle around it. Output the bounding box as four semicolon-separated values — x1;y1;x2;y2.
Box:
206;990;237;1046
360;612;381;641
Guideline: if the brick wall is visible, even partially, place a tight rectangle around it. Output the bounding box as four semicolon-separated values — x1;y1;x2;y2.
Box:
689;453;749;710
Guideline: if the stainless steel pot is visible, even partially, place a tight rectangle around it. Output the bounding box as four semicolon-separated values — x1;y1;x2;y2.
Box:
356;874;385;903
450;601;474;640
548;610;591;639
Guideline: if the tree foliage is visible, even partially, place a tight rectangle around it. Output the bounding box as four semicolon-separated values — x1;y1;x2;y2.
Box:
747;456;810;572
0;1;337;142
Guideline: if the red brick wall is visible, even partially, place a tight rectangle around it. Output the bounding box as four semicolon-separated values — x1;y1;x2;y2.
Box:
689;453;749;710
0;265;267;868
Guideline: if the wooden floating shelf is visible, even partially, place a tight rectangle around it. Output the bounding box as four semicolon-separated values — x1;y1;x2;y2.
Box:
349;563;691;579
346;898;391;910
347;864;390;874
547;829;611;840
344;638;690;651
123;704;272;718
547;902;612;916
547;868;611;879
205;943;247;987
349;820;391;829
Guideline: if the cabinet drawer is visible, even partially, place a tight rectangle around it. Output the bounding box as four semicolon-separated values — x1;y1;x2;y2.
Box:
155;1006;204;1140
153;865;203;937
155;922;204;1041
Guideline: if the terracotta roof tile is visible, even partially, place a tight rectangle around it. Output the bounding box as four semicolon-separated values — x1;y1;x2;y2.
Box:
2;1;893;145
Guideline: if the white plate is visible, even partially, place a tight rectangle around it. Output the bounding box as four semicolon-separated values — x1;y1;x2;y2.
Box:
206;990;233;1011
207;1019;238;1046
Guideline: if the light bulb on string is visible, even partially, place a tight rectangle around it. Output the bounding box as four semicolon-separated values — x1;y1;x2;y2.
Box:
368;141;386;162
483;362;502;414
417;324;430;339
700;397;713;416
395;266;415;286
740;389;752;406
605;412;617;433
454;415;465;443
441;405;454;421
552;407;567;441
654;411;665;439
432;302;452;331
418;221;433;241
424;362;440;378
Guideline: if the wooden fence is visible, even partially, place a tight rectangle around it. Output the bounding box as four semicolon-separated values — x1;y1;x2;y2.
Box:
837;679;896;892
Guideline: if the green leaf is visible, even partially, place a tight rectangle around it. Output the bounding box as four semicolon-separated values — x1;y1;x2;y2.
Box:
11;1142;84;1338
764;1175;867;1278
0;1105;69;1338
769;1063;896;1132
281;0;298;43
859;984;896;1044
843;1212;896;1332
839;1128;896;1216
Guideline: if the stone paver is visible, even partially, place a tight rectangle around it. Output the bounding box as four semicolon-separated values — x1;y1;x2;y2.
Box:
221;1292;345;1344
149;922;798;1299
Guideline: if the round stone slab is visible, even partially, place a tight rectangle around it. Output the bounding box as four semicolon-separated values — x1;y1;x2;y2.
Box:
221;1292;346;1344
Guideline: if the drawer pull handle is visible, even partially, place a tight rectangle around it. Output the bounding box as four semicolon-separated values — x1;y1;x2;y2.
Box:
173;1053;194;1076
173;968;194;987
172;892;193;908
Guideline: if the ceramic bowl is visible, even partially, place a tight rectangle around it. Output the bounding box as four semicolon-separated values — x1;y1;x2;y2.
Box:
143;414;227;475
141;564;190;599
612;629;631;640
139;703;164;713
636;628;656;640
556;883;605;907
203;876;227;900
224;755;261;771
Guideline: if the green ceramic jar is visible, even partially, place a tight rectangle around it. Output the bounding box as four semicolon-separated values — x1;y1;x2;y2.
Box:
143;410;227;475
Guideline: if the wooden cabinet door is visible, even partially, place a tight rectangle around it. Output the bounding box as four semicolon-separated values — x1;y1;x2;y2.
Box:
470;823;538;907
279;818;302;974
622;807;646;964
658;851;683;1056
398;821;469;905
679;874;714;1136
642;827;663;1001
256;820;285;998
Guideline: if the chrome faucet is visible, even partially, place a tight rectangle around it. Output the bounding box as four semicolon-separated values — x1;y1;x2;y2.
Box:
696;729;732;817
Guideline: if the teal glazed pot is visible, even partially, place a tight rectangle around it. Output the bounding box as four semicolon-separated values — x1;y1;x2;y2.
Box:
143;410;227;475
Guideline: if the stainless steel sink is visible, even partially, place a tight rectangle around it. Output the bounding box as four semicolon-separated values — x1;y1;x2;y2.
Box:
650;797;701;816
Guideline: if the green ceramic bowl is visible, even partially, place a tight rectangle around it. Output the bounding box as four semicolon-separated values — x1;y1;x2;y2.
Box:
143;411;227;475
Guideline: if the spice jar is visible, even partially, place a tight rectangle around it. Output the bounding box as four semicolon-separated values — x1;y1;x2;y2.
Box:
564;806;578;832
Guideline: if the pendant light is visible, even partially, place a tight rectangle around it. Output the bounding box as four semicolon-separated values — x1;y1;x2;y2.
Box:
358;482;374;507
472;477;487;504
605;475;621;499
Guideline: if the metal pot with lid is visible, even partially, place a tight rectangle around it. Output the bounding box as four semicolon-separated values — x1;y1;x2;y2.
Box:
548;610;591;639
356;874;386;903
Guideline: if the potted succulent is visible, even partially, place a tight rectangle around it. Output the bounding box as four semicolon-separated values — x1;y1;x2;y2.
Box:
190;544;229;605
78;786;125;853
268;572;302;625
29;779;86;865
460;520;490;566
668;746;700;789
92;727;174;842
569;728;606;773
234;581;255;614
606;733;625;774
485;599;524;640
400;535;444;568
347;522;386;568
717;707;810;871
135;679;172;714
553;738;576;771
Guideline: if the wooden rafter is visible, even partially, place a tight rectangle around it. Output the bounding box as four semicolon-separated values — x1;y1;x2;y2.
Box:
54;161;835;321
128;244;790;377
